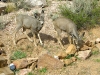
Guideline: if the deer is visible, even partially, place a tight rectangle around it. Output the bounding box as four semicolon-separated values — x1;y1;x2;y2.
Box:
52;16;85;49
13;10;44;46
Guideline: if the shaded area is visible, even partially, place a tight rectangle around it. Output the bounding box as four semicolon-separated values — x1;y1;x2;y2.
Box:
16;32;70;46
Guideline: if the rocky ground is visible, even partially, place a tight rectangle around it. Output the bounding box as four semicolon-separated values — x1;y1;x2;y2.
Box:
0;0;100;75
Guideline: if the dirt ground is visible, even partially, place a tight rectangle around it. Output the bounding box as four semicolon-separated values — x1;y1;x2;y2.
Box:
0;1;100;75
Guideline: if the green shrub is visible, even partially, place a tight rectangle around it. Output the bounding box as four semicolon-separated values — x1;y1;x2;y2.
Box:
5;5;15;14
59;0;100;30
39;68;47;73
94;59;100;62
27;72;33;75
92;50;99;55
10;50;27;60
65;54;74;59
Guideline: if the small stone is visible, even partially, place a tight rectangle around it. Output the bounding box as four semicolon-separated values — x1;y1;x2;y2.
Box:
95;38;100;44
63;59;73;65
0;42;4;47
66;44;77;55
9;63;16;71
71;57;77;62
54;55;59;59
57;51;67;59
85;41;93;47
0;56;7;68
77;50;91;60
80;45;89;51
0;48;6;56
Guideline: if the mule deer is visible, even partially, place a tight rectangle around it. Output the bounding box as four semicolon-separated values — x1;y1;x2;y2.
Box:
13;10;44;46
53;17;85;49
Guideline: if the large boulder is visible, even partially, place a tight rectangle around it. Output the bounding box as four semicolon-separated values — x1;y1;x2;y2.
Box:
37;54;64;69
25;0;47;7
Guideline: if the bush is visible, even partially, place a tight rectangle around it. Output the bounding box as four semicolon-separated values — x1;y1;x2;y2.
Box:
59;0;100;30
5;5;15;14
10;50;27;60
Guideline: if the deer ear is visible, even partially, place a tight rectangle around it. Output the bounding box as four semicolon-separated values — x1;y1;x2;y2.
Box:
34;12;40;18
34;13;37;18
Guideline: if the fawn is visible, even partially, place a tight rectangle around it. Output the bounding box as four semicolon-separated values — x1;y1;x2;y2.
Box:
53;16;85;49
13;10;44;46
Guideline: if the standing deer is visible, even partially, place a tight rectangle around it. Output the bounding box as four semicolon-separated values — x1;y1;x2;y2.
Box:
53;16;85;49
13;10;44;46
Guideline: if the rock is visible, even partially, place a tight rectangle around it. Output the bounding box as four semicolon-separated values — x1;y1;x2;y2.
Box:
37;54;64;69
0;0;8;2
96;43;100;51
54;55;59;59
0;56;7;68
16;69;31;75
71;57;77;62
13;58;36;69
77;50;91;60
85;41;93;47
0;42;4;47
63;59;73;65
80;45;89;51
57;51;67;59
9;63;16;71
66;44;77;55
25;0;47;7
13;59;28;69
29;61;37;70
95;38;100;44
0;67;14;75
0;48;6;56
13;58;37;69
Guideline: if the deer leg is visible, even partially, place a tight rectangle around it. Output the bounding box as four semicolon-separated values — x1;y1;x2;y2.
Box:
37;33;43;46
31;30;37;46
68;34;72;44
23;28;33;42
56;29;64;49
13;25;22;45
33;33;37;46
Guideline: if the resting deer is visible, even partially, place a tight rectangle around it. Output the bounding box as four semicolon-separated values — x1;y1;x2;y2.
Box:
13;10;44;46
53;16;85;49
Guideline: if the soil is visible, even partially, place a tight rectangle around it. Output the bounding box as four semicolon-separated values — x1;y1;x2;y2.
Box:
0;1;100;75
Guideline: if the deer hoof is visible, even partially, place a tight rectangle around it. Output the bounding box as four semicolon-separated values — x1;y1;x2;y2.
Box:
29;39;33;42
40;43;44;47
